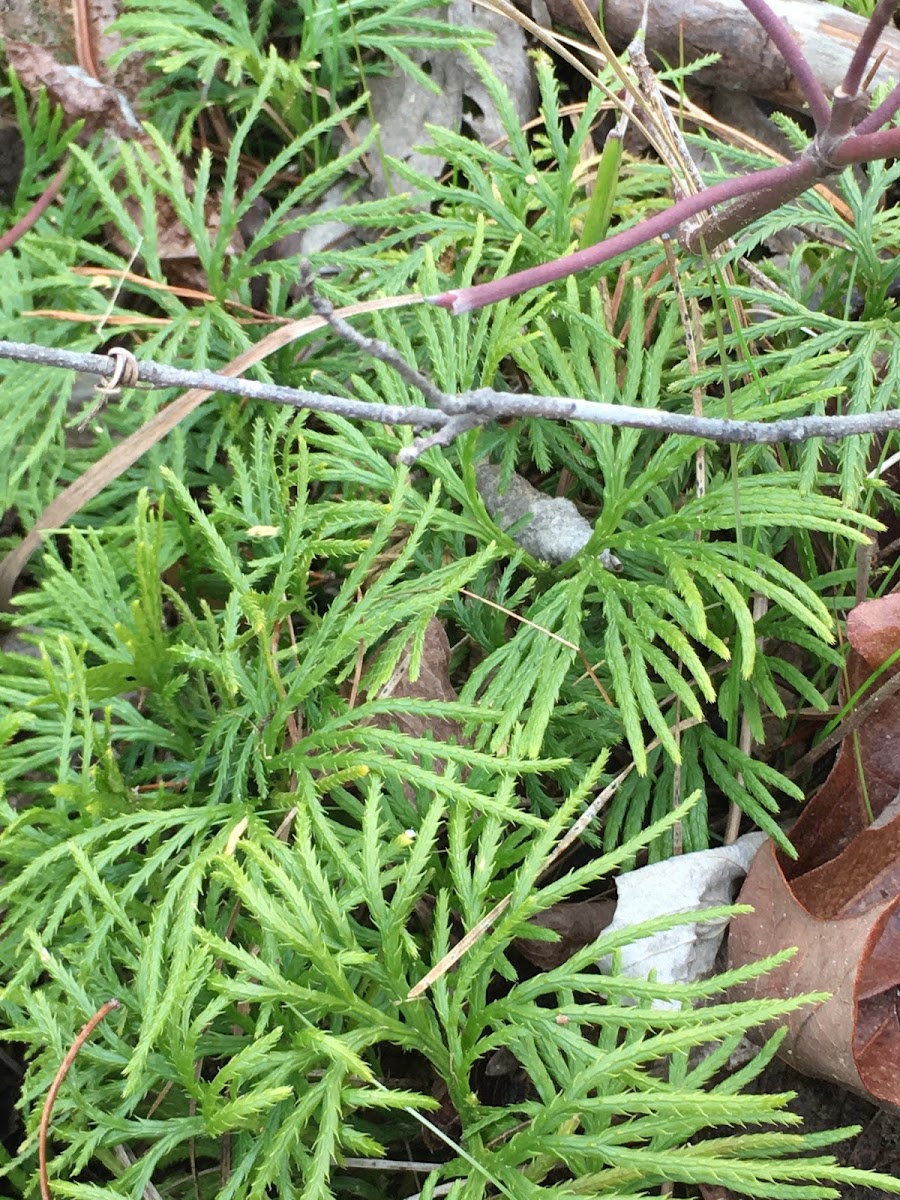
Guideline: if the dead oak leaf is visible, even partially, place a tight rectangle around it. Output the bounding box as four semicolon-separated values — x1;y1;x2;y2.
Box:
729;592;900;1112
368;617;462;746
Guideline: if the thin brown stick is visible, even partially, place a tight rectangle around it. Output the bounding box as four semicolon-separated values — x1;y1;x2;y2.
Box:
71;0;101;79
70;266;292;322
39;998;121;1200
459;587;612;705
787;661;900;780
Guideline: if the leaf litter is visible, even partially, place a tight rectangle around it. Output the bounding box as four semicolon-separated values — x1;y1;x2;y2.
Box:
729;592;900;1111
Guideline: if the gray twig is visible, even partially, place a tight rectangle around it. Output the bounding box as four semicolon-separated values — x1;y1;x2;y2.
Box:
397;414;484;464
7;338;900;456
298;261;447;409
0;338;445;434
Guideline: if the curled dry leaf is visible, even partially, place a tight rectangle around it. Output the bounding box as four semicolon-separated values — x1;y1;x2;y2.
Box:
370;617;462;744
515;898;616;971
363;618;469;805
0;0;149;100
3;40;141;140
4;40;240;291
728;592;900;1111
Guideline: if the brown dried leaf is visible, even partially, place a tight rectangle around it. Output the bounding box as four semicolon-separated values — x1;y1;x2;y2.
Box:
358;618;467;807
113;185;244;292
729;840;900;1109
729;593;900;1111
3;39;236;289
0;121;25;203
370;618;462;745
3;40;141;139
0;0;150;100
787;592;900;882
515;898;615;971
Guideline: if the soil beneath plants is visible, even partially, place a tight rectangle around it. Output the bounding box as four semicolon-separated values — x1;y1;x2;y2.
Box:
747;1058;900;1197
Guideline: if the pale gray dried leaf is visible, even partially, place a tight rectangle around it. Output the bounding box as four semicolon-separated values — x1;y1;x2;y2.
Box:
601;832;768;1002
352;0;537;199
448;0;537;146
359;65;464;199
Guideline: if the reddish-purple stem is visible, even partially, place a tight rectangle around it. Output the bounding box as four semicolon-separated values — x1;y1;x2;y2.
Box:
432;158;815;314
833;123;900;162
853;77;900;136
736;0;831;128
684;153;820;250
0;162;69;256
39;998;121;1200
839;0;898;101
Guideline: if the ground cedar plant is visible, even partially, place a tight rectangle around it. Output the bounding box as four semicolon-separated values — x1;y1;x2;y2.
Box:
3;0;900;1196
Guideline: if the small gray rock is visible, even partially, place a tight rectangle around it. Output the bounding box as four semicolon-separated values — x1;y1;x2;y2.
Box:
476;463;620;567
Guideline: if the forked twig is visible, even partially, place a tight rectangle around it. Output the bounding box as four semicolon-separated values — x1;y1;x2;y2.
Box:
298;262;446;408
431;0;900;314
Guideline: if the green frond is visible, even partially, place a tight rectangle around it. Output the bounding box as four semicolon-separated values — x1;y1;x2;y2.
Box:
3;8;897;1196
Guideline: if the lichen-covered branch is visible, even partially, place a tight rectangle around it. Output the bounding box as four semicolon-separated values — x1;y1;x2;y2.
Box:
5;338;900;463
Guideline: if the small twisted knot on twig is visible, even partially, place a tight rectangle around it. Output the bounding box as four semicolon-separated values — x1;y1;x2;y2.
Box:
78;347;144;431
96;346;141;398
